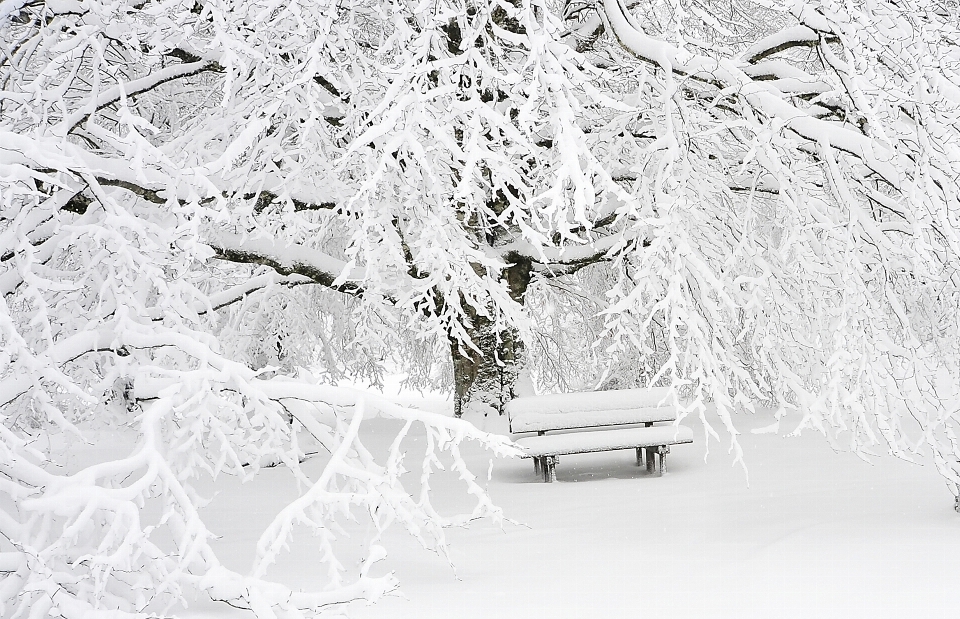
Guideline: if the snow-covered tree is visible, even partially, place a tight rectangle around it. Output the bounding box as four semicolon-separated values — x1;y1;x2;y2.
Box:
3;0;960;615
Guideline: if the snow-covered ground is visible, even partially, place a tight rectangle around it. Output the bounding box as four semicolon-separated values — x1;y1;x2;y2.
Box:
185;381;960;619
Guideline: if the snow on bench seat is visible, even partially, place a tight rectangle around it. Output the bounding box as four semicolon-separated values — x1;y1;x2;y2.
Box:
505;387;678;434
515;424;694;482
514;425;694;458
509;406;677;434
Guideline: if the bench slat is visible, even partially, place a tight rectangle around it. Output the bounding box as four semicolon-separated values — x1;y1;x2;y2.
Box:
504;388;674;417
510;406;677;434
515;425;694;458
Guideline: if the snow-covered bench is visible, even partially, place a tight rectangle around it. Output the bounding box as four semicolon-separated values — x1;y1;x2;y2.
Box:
505;388;694;482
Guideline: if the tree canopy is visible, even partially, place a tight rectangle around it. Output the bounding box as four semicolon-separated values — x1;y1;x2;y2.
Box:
2;0;960;615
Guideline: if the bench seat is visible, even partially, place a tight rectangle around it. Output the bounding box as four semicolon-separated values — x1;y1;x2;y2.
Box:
514;424;694;457
515;424;694;482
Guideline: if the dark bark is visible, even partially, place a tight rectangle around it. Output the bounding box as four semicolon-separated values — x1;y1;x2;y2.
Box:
452;257;532;417
450;313;524;417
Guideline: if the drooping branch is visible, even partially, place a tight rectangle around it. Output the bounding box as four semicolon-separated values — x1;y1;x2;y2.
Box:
61;59;224;134
204;272;316;313
600;0;907;191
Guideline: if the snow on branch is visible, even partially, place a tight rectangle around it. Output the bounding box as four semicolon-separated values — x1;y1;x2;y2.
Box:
2;115;516;619
740;25;823;64
577;0;960;495
206;231;365;295
602;0;906;189
60;60;224;135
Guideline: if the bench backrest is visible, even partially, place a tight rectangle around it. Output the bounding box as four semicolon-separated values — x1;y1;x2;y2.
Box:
505;388;679;434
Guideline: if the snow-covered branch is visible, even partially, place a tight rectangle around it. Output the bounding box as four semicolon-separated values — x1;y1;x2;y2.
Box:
740;25;824;64
206;232;364;295
61;59;224;135
602;0;905;187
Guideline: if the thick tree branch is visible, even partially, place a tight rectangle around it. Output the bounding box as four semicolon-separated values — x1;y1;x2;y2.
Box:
205;232;364;295
740;25;825;64
498;226;648;276
249;189;338;214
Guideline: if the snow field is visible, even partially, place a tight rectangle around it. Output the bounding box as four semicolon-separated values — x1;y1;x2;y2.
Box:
349;418;959;619
178;383;960;619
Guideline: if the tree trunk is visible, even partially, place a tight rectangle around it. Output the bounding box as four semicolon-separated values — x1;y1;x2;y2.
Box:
452;257;531;417
450;315;524;417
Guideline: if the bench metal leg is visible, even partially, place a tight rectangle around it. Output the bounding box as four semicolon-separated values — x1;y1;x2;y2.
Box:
636;447;643;466
533;457;542;477
645;447;656;473
657;445;670;475
543;455;557;482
